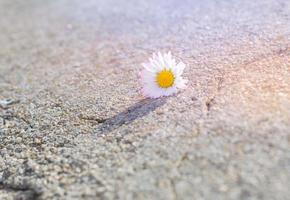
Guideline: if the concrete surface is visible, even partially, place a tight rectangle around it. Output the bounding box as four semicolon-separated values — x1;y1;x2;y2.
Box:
0;0;290;199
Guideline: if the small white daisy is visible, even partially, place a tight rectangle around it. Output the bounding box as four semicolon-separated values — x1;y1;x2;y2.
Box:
140;52;187;98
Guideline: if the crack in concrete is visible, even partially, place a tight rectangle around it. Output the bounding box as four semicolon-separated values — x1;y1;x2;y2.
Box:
169;178;178;200
0;99;20;109
0;112;33;128
205;97;215;113
78;114;106;123
0;183;41;200
243;44;290;66
205;74;224;115
0;168;42;200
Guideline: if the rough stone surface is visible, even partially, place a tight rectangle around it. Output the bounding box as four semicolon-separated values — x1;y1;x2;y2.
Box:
0;0;290;199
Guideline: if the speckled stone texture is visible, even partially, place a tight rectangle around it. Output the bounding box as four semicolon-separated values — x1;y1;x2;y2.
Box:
0;0;290;199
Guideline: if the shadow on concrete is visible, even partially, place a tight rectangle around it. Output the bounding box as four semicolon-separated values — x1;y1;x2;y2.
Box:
96;98;167;134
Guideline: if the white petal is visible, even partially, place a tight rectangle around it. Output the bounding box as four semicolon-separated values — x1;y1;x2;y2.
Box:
175;78;188;89
177;62;186;73
142;63;156;73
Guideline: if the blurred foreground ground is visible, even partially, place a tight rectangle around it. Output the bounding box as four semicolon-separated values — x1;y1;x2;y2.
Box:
0;0;290;199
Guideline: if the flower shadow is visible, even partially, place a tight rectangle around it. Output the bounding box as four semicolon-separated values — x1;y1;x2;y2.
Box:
97;98;167;134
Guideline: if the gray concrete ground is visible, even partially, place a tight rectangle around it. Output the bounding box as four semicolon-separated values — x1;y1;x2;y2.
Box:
0;0;290;199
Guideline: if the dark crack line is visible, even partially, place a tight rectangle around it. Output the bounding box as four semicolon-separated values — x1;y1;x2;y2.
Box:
206;97;215;113
243;45;290;66
205;74;224;115
169;178;178;200
0;99;20;110
0;113;33;128
0;183;41;200
78;114;106;123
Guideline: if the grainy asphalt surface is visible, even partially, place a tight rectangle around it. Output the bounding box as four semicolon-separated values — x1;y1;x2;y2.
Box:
0;0;290;199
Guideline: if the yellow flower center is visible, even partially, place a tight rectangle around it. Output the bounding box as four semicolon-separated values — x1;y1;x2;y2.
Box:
156;69;175;88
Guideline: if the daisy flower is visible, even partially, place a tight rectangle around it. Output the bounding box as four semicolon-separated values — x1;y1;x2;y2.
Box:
140;52;187;98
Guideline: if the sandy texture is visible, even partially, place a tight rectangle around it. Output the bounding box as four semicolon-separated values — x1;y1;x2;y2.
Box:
0;0;290;199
